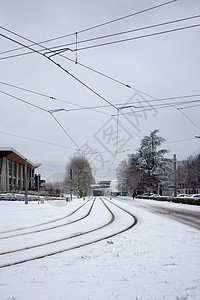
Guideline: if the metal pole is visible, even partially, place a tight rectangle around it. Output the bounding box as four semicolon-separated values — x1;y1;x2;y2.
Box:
173;154;177;197
37;174;40;205
25;158;28;204
70;169;73;201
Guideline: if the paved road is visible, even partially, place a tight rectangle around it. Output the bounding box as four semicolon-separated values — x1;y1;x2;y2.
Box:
117;197;200;230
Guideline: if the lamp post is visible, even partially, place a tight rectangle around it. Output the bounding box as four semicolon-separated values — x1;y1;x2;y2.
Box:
24;159;28;204
70;169;73;201
173;154;177;198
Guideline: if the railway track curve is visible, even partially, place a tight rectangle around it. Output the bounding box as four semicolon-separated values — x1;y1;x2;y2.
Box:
0;197;137;269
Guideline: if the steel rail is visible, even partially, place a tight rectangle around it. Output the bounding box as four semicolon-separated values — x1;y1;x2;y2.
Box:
0;199;95;240
0;198;137;269
0;198;92;235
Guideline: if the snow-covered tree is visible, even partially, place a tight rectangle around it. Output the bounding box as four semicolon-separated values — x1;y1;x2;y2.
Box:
117;130;171;194
133;129;170;188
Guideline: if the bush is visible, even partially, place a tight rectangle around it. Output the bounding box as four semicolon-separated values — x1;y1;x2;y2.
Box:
136;195;200;206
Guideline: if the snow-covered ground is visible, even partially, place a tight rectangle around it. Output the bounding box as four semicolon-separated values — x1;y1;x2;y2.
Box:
0;197;200;300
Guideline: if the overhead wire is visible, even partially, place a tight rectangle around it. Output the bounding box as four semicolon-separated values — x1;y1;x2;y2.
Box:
1;81;200;114
0;81;110;116
0;0;177;56
0;89;81;149
111;99;200;116
178;103;200;110
178;110;200;130
49;112;80;149
74;23;200;51
0;33;118;112
1;79;199;140
1;14;199;65
0;131;76;150
38;14;200;53
0;90;48;113
1;1;199;164
0;29;118;110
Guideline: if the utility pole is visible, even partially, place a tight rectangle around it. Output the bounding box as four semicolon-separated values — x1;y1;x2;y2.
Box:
70;169;73;201
173;154;177;197
37;174;40;205
24;159;28;204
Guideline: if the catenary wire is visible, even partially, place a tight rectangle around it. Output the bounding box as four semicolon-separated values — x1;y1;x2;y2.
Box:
39;14;200;53
0;30;117;110
0;81;110;116
177;104;200;110
0;89;81;149
111;100;200;116
0;0;177;56
1;15;199;61
0;131;76;150
1;20;200;120
178;110;200;130
1;80;199;134
74;23;200;51
0;90;48;113
2;80;199;113
1;16;199;133
49;113;80;149
1;5;198;127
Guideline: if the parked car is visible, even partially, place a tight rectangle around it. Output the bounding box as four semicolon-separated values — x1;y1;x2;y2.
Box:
176;194;189;198
189;194;200;199
143;192;154;196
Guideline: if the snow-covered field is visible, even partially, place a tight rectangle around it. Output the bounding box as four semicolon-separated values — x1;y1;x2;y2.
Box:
0;197;200;300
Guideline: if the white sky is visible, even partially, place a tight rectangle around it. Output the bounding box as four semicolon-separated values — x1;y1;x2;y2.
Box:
1;0;200;181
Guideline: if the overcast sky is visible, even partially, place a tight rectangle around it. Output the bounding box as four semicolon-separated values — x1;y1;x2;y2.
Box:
1;0;200;182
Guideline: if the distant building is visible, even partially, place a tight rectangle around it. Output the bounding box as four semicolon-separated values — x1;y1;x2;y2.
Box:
91;179;119;196
0;148;40;192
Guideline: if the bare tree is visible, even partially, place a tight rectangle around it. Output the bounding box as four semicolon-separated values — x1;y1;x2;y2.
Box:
116;157;143;193
64;154;93;198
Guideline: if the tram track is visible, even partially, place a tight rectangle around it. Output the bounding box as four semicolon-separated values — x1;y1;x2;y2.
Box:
0;197;137;269
0;198;95;240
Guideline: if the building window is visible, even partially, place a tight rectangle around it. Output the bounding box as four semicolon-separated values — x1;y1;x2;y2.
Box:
18;165;21;178
14;163;17;177
0;158;3;174
9;161;12;176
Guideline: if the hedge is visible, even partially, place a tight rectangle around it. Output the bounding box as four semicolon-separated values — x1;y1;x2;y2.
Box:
136;195;200;206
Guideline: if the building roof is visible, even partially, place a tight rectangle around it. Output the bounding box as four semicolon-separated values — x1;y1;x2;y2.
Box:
0;147;41;169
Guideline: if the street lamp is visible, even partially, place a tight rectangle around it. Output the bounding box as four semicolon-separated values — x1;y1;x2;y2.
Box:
195;136;200;138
